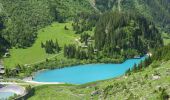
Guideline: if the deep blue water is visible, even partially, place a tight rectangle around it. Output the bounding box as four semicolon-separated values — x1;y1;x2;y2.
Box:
34;56;146;84
0;92;15;99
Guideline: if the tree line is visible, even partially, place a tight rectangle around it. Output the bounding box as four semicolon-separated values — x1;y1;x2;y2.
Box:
41;39;60;54
152;44;170;61
94;11;163;59
64;43;96;60
126;56;152;75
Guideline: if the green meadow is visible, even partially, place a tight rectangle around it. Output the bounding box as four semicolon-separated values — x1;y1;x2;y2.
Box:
3;22;78;68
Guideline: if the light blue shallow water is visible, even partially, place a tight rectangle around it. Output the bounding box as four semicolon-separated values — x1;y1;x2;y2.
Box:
0;92;15;99
34;56;146;84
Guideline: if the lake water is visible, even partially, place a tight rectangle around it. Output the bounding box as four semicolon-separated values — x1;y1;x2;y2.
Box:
0;92;15;99
34;56;146;84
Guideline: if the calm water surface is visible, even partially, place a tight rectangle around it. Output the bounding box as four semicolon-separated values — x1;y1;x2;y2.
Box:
34;56;146;84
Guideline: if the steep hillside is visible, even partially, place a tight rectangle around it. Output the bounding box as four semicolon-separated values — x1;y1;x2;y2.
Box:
94;11;163;58
93;0;170;32
0;0;94;48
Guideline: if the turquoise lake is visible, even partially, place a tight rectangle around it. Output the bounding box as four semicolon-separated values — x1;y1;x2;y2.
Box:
34;56;146;84
0;92;15;99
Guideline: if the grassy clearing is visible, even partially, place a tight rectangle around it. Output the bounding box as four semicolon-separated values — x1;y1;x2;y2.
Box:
3;22;78;68
27;60;170;100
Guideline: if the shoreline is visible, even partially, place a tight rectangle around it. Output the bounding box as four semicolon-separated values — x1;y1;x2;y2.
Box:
25;81;65;85
2;54;150;85
24;55;149;84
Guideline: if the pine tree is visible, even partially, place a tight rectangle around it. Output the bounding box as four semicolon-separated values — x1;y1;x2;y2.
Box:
55;39;60;52
41;42;44;48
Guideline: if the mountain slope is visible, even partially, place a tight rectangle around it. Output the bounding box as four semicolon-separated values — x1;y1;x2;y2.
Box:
0;0;94;48
93;0;170;32
94;11;163;58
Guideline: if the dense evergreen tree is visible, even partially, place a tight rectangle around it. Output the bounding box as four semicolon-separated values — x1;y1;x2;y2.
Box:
64;44;76;58
80;33;90;45
94;0;170;32
64;44;89;60
0;13;10;58
72;12;99;34
42;39;60;54
87;45;95;59
94;11;163;59
153;44;170;61
126;56;153;74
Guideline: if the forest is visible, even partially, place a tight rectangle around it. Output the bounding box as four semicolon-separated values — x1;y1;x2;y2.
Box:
68;11;163;60
95;0;170;32
94;11;163;58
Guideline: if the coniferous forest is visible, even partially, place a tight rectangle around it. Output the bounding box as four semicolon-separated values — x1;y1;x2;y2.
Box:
94;11;163;58
0;0;168;59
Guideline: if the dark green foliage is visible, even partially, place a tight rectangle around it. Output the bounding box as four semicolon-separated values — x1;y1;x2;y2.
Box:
42;39;60;54
64;25;69;30
95;0;117;12
0;0;94;48
72;12;99;34
94;0;170;32
103;85;113;99
153;44;170;61
64;44;88;60
157;88;170;100
75;47;88;60
0;36;10;58
94;11;163;58
47;0;95;23
64;44;77;58
87;45;95;59
126;56;152;75
80;33;90;45
0;0;54;48
64;44;95;60
0;13;10;58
